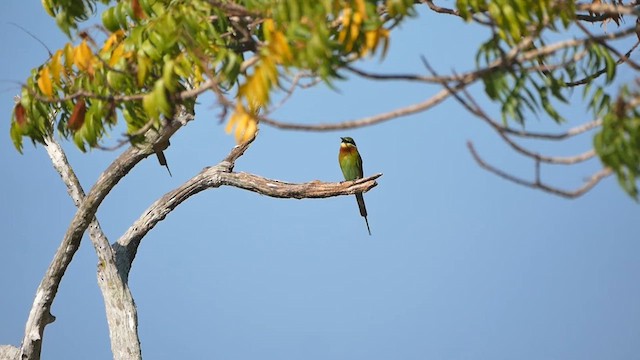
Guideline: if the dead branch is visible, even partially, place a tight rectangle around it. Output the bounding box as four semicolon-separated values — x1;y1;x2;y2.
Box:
114;138;381;276
43;137;142;360
259;80;469;130
499;119;603;140
467;141;613;199
576;2;639;17
422;58;605;197
19;118;185;360
454;88;598;165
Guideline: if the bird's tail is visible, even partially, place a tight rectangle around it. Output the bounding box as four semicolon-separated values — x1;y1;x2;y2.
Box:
355;193;371;236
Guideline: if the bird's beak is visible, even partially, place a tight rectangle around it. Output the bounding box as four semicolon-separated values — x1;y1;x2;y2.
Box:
340;137;345;142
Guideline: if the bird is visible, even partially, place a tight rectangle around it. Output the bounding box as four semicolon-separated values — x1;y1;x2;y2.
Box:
338;137;371;236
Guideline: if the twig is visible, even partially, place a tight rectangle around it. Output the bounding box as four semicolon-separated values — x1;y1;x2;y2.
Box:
271;72;305;112
224;130;257;166
458;88;597;164
423;60;599;165
260;80;470;130
576;2;639;17
420;0;493;25
467;141;613;199
500;119;602;140
565;23;640;87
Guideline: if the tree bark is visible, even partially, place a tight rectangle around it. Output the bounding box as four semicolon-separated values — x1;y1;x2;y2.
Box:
44;138;142;360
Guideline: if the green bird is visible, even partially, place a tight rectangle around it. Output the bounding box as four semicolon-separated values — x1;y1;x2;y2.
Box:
338;137;371;236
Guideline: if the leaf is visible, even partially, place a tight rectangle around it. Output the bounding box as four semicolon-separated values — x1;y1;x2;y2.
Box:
63;43;75;69
162;60;176;92
137;53;150;86
102;6;120;32
457;0;471;20
10;120;24;153
68;98;87;131
152;80;171;118
49;50;64;84
132;0;146;20
13;103;27;127
242;115;258;143
603;49;616;83
42;0;55;17
109;43;126;67
101;31;119;55
361;30;378;57
226;103;257;143
74;40;95;73
37;66;53;97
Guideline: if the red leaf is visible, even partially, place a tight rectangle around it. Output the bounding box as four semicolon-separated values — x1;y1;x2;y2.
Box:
68;99;86;131
132;0;146;20
14;103;26;126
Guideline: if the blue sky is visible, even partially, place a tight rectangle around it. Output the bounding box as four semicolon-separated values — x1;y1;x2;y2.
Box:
1;1;639;359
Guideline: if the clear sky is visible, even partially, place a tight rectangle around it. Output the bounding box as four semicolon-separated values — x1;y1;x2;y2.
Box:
1;1;639;359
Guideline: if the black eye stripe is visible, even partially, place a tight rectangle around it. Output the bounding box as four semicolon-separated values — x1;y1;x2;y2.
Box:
341;137;356;146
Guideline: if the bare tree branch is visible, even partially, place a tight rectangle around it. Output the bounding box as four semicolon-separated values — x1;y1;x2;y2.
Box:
262;22;635;132
576;2;640;17
20;118;185;360
500;119;603;140
467;141;613;199
421;57;607;197
420;0;494;25
224;131;257;165
113;134;381;275
421;0;459;16
422;58;599;160
455;88;598;165
43;137;142;360
564;24;640;87
260;81;469;131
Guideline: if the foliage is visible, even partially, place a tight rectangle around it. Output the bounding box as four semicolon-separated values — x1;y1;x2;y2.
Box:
595;86;640;198
457;0;638;198
11;0;413;151
8;0;640;198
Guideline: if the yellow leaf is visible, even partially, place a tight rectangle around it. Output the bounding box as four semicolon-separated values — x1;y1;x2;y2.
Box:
63;43;74;69
242;114;258;143
347;12;362;52
261;57;278;88
49;49;64;84
74;40;94;72
226;103;257;143
234;109;249;142
272;32;292;64
109;43;125;67
37;66;53;97
337;8;352;44
100;29;125;56
225;104;241;134
239;62;273;110
355;0;366;18
101;33;118;55
339;6;363;52
359;30;376;57
263;19;275;42
243;73;264;107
